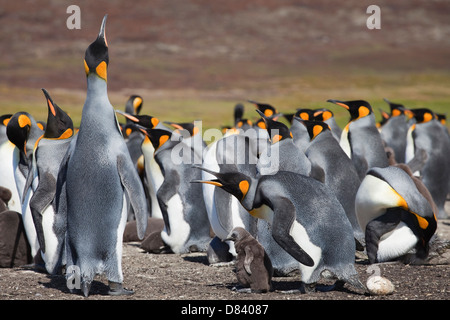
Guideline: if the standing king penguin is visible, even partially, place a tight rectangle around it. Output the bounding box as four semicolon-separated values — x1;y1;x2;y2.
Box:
405;108;450;219
64;15;148;296
327;99;389;179
27;89;74;274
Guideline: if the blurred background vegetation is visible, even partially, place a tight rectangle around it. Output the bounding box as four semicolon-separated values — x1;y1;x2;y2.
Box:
0;0;449;135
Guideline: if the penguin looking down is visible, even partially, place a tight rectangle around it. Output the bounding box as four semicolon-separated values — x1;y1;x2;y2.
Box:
63;15;148;297
194;167;366;294
355;166;437;264
124;95;143;120
327;99;389;179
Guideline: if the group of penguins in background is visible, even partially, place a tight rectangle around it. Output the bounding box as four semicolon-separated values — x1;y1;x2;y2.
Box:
0;15;449;297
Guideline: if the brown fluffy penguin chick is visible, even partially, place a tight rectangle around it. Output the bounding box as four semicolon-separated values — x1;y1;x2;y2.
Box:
226;227;273;293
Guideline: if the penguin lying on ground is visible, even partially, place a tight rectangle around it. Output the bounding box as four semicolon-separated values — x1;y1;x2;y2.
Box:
225;227;273;293
355;166;437;264
194;168;366;294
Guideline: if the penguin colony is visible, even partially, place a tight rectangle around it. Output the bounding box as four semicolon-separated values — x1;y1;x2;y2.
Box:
0;16;449;297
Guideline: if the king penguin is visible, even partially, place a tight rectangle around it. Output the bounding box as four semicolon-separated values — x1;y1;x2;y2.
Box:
200;131;259;261
256;109;311;177
124;95;143;121
301;120;364;247
355;165;437;263
26;89;74;274
379;99;409;163
6;111;44;261
290;109;315;152
63;15;148;296
313;108;342;142
193;168;366;293
0;114;12;146
327;99;389;180
0;114;22;213
405;108;450;219
140;127;211;253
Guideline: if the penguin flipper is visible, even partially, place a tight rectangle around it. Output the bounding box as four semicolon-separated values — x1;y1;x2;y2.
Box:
309;161;325;183
117;154;148;240
271;199;315;267
156;169;181;235
29;171;57;252
243;246;254;275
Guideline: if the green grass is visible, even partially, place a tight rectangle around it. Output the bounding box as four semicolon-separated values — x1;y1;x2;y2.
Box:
1;70;449;136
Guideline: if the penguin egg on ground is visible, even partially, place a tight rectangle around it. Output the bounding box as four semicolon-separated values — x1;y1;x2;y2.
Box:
366;275;395;295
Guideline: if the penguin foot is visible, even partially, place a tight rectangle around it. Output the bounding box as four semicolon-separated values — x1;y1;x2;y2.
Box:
231;286;252;293
81;281;92;297
108;281;134;296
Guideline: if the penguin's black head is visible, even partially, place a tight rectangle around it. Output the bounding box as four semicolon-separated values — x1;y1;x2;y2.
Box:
192;166;251;202
255;109;292;144
165;121;200;137
295;108;315;121
0;114;12;127
383;98;406;117
298;119;330;141
313;108;334;122
248;100;277;117
6;112;33;155
327;99;373;121
41;89;73;139
410;108;436;124
116;110;160;129
139;128;171;151
84;15;109;81
436;113;446;126
125;95;143;115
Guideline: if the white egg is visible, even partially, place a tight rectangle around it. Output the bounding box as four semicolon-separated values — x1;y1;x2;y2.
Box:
366;275;395;295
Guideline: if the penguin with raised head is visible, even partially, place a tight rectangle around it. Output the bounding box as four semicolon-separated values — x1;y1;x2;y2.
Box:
355;165;437;263
26;89;74;274
63;15;148;296
301;120;364;246
141;128;211;253
193;168;366;293
405;108;450;219
225;227;273;293
6;111;44;260
327;99;389;180
379;99;409;163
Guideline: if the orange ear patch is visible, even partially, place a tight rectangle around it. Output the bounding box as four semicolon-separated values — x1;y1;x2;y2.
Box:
95;61;107;80
313;125;323;138
18;114;31;128
239;180;250;200
159;134;169;147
